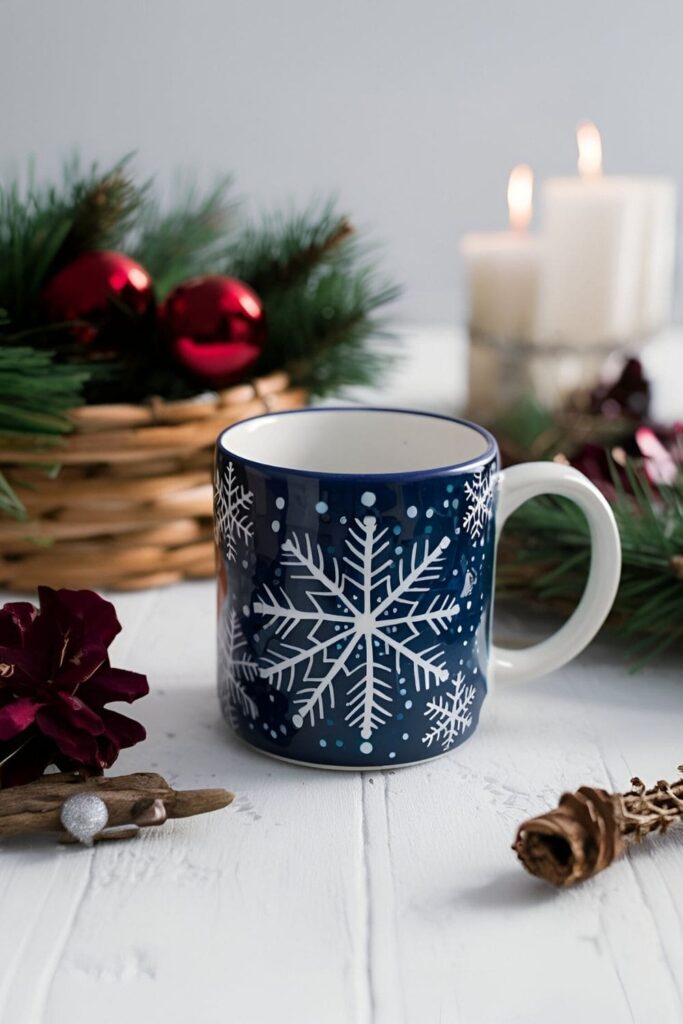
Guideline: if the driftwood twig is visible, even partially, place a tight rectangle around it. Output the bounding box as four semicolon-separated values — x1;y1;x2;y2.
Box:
0;771;234;843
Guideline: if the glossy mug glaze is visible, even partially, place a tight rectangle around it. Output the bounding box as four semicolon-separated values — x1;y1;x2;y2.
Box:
215;408;620;769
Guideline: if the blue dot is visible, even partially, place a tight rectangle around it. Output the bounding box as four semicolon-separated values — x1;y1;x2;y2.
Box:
319;739;327;748
425;525;432;534
407;505;417;518
336;739;344;748
446;484;454;493
315;501;328;514
271;520;280;532
327;545;335;554
361;491;376;507
360;741;373;754
326;719;334;726
396;713;404;721
452;499;459;509
393;525;401;535
275;497;285;510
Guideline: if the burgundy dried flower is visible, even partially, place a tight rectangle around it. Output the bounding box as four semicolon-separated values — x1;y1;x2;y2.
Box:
0;587;149;787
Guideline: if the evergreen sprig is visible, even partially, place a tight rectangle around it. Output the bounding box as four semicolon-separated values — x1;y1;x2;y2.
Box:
129;177;236;297
0;347;88;517
497;462;683;665
228;204;400;395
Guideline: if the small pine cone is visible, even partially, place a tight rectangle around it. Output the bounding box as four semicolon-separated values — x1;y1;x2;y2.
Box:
513;786;626;887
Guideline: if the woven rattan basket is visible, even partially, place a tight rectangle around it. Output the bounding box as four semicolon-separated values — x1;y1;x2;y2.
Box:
0;372;306;592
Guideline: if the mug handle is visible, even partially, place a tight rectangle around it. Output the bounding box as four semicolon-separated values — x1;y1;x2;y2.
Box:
492;462;622;684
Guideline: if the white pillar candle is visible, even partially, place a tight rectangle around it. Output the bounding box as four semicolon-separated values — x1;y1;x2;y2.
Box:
461;164;541;341
534;122;677;346
461;166;541;417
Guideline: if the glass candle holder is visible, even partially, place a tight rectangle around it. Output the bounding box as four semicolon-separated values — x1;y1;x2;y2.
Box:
465;326;635;422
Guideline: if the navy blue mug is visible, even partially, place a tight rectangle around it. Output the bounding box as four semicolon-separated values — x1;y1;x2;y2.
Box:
215;408;620;769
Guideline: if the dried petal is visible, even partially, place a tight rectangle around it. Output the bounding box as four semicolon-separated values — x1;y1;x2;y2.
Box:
0;698;42;740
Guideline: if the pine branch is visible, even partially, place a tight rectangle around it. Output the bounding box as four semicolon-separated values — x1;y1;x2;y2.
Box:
497;465;683;664
0;347;88;517
53;160;143;270
129;177;236;298
229;203;353;292
228;202;400;396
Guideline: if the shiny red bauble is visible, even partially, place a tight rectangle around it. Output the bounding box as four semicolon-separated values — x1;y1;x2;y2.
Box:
42;250;156;352
162;275;266;388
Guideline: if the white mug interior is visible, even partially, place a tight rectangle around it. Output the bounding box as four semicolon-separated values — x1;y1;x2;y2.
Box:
219;408;493;475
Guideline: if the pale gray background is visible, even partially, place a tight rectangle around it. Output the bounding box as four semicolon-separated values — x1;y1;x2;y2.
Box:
2;0;682;322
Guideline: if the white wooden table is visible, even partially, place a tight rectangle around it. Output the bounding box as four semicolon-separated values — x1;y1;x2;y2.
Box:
1;328;682;1024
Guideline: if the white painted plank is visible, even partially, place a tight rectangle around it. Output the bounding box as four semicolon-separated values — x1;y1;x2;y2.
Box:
0;584;365;1024
383;636;683;1024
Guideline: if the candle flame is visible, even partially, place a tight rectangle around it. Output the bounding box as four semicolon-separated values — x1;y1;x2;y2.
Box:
577;120;603;179
507;164;533;231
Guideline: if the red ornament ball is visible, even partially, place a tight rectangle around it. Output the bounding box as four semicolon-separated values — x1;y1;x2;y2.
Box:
162;275;266;388
42;250;155;352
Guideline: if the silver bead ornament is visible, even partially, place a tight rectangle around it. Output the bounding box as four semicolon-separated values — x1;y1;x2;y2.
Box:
60;793;109;846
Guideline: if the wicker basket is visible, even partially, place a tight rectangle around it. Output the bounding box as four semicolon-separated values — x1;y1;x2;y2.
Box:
0;372;306;592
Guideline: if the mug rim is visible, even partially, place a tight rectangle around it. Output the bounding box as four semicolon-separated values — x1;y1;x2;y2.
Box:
217;406;499;481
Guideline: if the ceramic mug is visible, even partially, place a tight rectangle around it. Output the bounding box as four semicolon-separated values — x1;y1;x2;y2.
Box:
215;408;621;769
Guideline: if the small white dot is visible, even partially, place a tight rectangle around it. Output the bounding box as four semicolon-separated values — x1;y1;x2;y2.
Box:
404;699;413;709
389;752;396;759
360;741;373;754
242;605;250;617
275;497;285;510
315;500;328;514
426;508;434;519
443;500;449;508
340;516;347;524
360;491;376;507
271;520;280;532
402;732;409;740
407;505;417;519
292;714;303;728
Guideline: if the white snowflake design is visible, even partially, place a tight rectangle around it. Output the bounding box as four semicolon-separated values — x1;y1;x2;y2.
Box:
218;603;259;726
462;468;494;540
422;671;477;751
253;516;460;740
215;460;254;562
